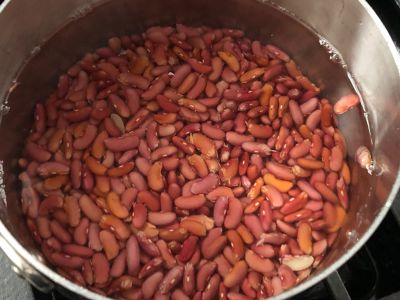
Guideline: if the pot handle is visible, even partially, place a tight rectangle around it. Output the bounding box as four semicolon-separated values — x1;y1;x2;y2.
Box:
0;233;54;293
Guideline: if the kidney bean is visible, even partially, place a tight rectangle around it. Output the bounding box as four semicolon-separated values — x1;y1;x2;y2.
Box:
262;185;284;208
314;182;338;203
63;243;93;259
180;219;207;236
245;249;274;273
148;212;176;226
125;235;141;276
201;123;225;140
289;139;311;159
189;174;216;195
226;131;254;146
224;261;248;288
170;64;191;88
203;235;228;260
100;214;130;240
224;198;243;229
243;215;263;240
330;145;344;172
85;223;102;252
211;196;228;227
159;265;184;294
92;253;110;284
49;220;71;244
142;79;166;101
333;94;360;114
25;142;51;162
109;250;127;278
122;88;140;116
38;194;63;217
51;253;83;270
265;161;295;181
175;194;206;210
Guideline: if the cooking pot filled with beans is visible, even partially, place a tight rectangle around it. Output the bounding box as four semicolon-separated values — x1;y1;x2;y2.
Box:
0;0;399;299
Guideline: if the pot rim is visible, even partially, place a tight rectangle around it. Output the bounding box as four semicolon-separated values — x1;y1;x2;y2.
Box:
0;0;399;299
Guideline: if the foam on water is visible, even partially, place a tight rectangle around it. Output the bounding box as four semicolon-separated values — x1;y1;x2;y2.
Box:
69;2;95;21
318;37;347;67
0;161;6;207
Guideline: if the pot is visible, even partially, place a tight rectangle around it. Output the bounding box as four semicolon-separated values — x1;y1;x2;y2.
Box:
0;0;399;299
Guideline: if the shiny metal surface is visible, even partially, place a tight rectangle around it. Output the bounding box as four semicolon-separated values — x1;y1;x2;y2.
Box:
0;0;399;299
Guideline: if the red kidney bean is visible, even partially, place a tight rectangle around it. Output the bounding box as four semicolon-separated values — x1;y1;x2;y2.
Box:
330;145;344;172
125;88;140;115
142;271;164;299
224;197;243;229
191;174;219;194
202;237;227;260
142;79;166;101
25;142;51;162
289;139;311;159
176;264;193;295
176;236;197;263
259;201;273;231
170;64;191;87
209;57;224;81
159;265;184;294
201;123;225;140
148;212;176;226
243;215;264;239
73;218;89;246
226;131;254;146
213;196;229;227
197;261;217;291
297;180;322;200
306;109;321;131
300;97;318;115
63;244;93;258
50;220;71;243
175;194;206;210
88;222;102;251
110;250;127;278
265;161;295;181
129;171;148;191
263;185;284;208
92;253;109;284
51;253;83;269
127;235;141;275
79;195;102;222
104;135;140;152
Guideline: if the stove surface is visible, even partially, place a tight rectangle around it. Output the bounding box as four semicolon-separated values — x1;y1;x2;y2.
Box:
0;0;399;299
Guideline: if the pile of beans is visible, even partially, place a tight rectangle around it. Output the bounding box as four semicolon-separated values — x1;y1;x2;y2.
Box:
18;24;353;299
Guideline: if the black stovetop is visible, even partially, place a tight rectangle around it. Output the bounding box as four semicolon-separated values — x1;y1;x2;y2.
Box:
6;0;400;299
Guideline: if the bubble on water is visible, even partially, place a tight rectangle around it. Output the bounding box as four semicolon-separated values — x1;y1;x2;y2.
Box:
346;229;359;243
69;3;94;21
0;161;6;206
0;103;10;116
318;37;347;67
30;46;41;56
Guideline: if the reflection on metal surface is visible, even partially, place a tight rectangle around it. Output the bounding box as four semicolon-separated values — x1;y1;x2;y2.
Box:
0;233;53;293
0;0;399;299
326;271;351;300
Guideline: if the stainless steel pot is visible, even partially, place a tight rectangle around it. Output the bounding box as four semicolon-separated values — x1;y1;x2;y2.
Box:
0;0;399;299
